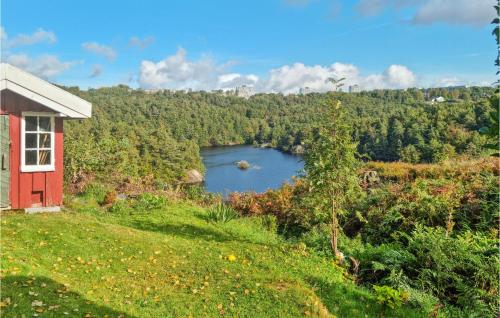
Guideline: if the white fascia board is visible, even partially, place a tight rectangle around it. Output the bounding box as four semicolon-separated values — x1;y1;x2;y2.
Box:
0;63;92;118
1;81;82;117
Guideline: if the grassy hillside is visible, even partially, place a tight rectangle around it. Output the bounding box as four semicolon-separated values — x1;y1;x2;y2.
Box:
0;199;426;317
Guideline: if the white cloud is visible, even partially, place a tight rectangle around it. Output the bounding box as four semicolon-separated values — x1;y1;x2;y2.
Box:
129;36;155;49
0;27;74;80
356;0;419;16
139;47;249;90
261;62;416;94
90;64;103;78
434;77;460;87
5;53;77;79
218;73;259;88
383;64;416;88
356;0;495;26
263;62;357;94
2;28;57;49
82;42;117;62
426;75;496;88
137;48;418;93
412;0;495;26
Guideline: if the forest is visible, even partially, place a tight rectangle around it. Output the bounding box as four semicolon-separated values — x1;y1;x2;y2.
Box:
63;85;494;185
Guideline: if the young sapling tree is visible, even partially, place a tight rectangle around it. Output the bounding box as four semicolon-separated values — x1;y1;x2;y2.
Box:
304;80;361;260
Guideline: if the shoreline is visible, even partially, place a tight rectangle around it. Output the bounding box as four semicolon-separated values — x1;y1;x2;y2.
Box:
199;142;305;156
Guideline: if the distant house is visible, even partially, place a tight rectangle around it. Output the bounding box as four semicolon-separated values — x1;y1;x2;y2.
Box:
235;85;254;99
299;87;312;95
348;85;361;93
431;96;446;103
0;63;92;212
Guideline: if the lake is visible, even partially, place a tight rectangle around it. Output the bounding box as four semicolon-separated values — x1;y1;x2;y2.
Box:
201;145;303;194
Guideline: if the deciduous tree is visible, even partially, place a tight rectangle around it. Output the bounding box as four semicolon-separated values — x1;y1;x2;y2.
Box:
304;93;361;260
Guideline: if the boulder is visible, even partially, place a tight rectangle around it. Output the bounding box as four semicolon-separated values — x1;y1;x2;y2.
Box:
185;169;204;184
236;160;250;169
116;193;128;201
291;145;305;155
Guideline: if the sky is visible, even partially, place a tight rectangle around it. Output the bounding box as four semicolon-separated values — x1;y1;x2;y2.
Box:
0;0;497;93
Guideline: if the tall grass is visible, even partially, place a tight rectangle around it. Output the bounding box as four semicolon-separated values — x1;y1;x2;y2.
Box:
206;203;238;223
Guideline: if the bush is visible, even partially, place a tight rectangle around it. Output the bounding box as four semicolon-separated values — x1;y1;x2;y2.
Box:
229;180;323;236
206;204;238;223
80;183;109;205
299;224;332;255
132;193;168;211
259;214;278;233
350;226;499;315
102;191;117;205
182;185;219;205
373;285;409;309
108;200;133;214
345;169;498;244
403;226;499;314
340;240;416;289
399;145;421;163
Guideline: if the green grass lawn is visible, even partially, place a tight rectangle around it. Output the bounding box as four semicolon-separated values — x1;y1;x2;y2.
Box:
1;199;427;317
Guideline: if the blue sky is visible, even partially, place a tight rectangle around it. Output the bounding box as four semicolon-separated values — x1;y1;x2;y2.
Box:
1;0;497;93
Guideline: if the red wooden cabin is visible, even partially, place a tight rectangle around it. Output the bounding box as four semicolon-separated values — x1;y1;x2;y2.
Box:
0;63;92;212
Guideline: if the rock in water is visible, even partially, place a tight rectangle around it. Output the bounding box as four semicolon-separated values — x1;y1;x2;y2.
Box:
185;169;204;183
236;160;250;170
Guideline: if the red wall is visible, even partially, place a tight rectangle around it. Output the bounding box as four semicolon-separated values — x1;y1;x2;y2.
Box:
0;90;64;209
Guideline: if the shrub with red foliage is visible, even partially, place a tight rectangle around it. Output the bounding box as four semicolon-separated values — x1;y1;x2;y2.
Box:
229;158;499;238
102;191;117;206
228;179;321;234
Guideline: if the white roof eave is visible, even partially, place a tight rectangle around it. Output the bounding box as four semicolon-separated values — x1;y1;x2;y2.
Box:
0;63;91;119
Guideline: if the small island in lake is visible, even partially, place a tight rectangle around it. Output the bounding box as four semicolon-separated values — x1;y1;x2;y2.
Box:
236;160;250;170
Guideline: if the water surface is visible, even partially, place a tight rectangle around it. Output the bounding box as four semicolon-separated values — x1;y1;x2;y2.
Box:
201;145;303;194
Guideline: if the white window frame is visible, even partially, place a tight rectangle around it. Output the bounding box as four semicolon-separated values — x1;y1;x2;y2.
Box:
21;112;55;172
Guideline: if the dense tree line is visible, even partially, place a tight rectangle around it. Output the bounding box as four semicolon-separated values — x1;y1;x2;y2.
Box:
63;85;494;184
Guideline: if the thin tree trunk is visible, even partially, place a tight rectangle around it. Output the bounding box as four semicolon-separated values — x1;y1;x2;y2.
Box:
330;196;341;261
445;209;454;237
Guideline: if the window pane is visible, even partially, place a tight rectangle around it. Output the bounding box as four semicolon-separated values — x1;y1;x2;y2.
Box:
39;150;51;165
26;133;37;148
39;117;51;132
39;133;51;148
25;116;37;131
26;150;37;165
